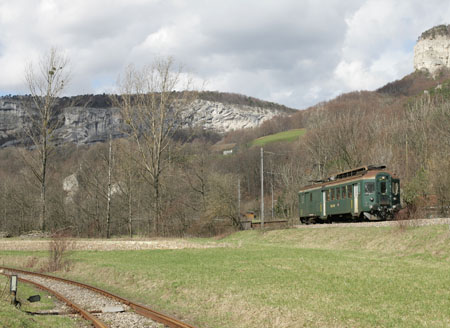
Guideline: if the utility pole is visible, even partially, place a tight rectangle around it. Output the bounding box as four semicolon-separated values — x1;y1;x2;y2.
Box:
260;147;264;229
237;178;241;223
405;132;408;178
271;179;274;221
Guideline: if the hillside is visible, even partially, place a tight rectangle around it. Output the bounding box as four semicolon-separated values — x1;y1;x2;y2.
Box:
0;25;449;239
376;69;450;96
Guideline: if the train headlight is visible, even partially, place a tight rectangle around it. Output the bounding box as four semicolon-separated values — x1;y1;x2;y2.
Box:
370;197;374;202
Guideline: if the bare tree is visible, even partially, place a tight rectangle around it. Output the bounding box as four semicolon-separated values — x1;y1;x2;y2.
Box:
105;135;114;238
24;48;70;231
114;139;142;238
114;57;197;235
204;172;241;230
182;141;212;211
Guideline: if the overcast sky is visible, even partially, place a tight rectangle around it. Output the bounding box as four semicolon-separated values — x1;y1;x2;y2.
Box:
1;0;449;109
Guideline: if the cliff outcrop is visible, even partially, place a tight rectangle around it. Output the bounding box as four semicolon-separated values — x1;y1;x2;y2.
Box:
0;95;292;148
414;24;450;75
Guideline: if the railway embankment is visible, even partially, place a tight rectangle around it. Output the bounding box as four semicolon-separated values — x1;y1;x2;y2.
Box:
294;217;450;229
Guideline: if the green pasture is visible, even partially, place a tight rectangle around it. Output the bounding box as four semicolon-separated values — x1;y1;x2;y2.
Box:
251;128;306;146
1;224;449;328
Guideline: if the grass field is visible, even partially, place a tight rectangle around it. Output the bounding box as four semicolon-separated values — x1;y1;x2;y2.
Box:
0;224;449;327
0;274;81;328
251;128;306;146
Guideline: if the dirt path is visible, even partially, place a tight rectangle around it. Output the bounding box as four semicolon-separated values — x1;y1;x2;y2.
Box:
0;238;228;251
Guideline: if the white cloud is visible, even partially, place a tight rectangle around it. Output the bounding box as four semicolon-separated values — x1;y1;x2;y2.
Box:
1;0;450;108
331;0;450;95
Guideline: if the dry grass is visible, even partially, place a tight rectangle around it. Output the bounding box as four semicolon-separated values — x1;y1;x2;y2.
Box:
0;238;229;251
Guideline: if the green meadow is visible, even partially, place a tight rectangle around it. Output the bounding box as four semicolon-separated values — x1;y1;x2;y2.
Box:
251;128;306;146
1;224;449;327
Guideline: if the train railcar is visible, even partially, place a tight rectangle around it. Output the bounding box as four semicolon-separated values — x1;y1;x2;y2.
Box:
299;165;400;224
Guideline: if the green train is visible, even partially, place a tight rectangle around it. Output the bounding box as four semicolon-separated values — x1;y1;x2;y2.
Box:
299;165;401;224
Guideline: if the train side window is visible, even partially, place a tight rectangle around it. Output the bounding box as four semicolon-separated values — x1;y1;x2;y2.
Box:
365;182;375;194
342;186;346;199
348;185;352;198
331;188;335;200
326;190;330;201
310;193;313;202
336;188;340;200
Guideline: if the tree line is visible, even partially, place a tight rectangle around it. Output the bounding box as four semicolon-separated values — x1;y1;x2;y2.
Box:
0;49;448;237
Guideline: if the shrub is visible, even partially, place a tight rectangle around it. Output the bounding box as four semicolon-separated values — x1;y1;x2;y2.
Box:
45;231;76;272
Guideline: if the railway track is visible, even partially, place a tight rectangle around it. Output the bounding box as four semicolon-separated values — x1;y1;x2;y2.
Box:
294;217;450;229
0;266;197;328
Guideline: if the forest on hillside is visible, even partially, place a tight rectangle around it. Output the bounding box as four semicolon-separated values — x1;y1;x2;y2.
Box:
0;68;449;237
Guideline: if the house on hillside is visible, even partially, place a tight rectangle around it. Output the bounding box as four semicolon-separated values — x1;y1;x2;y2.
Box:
211;142;237;155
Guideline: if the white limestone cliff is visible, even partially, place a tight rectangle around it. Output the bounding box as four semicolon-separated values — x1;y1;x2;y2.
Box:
414;25;450;75
0;97;291;147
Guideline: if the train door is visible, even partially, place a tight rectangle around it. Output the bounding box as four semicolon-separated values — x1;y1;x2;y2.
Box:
377;175;390;205
322;190;326;217
353;184;359;214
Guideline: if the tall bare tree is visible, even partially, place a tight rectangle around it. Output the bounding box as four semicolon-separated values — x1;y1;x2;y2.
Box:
115;57;197;235
24;48;70;231
105;135;114;238
114;139;142;238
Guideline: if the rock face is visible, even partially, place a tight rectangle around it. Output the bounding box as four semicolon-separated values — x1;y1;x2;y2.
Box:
0;96;290;148
0;98;125;147
188;99;283;131
414;25;450;75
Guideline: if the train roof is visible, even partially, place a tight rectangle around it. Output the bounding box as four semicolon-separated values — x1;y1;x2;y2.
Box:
299;165;397;192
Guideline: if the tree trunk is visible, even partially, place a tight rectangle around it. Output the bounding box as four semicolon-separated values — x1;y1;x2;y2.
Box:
105;136;113;239
40;137;47;231
128;184;132;238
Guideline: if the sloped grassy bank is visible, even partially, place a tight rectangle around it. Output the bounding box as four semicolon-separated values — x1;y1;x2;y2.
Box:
1;224;449;328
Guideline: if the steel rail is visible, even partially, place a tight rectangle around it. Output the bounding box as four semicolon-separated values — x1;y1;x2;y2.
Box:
0;266;197;328
0;272;108;328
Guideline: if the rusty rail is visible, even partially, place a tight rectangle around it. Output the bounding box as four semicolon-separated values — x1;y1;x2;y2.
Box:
0;271;108;328
0;266;197;328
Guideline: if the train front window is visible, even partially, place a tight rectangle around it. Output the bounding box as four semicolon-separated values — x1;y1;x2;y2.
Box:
380;181;387;194
364;182;375;194
392;181;399;195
